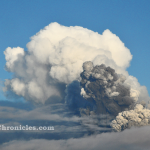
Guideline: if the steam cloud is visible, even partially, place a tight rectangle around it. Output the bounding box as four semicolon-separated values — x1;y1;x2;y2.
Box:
3;22;150;131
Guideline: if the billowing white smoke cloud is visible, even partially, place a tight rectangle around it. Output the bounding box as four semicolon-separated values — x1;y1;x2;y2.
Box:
3;22;150;104
111;104;150;131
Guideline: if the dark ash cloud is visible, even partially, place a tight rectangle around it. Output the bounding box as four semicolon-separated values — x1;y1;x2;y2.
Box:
80;61;134;116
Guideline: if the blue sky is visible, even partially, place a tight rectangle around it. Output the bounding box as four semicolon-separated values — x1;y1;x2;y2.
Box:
0;0;150;100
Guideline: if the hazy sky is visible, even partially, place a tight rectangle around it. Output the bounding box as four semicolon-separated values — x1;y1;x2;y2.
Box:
0;0;150;100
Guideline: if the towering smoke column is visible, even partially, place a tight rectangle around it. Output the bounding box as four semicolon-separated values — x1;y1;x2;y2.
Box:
80;61;134;116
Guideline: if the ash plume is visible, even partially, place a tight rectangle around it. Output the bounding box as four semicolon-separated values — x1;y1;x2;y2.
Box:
79;61;150;130
80;61;134;116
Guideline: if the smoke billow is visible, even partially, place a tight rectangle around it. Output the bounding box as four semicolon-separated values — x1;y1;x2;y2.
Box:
80;61;134;116
3;22;150;131
111;104;150;132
